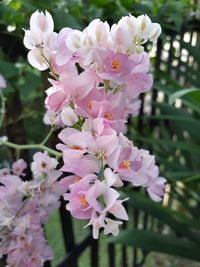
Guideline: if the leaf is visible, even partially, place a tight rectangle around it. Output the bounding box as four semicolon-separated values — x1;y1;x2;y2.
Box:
154;83;200;114
169;88;200;104
111;230;200;262
0;60;18;78
53;10;81;30
122;191;200;239
134;136;200;155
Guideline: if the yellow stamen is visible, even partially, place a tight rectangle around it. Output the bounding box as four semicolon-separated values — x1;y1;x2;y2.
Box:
87;100;93;109
104;111;113;120
119;160;130;169
74;176;81;183
80;195;88;207
111;59;120;70
31;257;37;264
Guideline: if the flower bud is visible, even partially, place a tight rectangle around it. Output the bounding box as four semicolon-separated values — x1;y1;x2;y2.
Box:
66;30;84;52
61;106;78;126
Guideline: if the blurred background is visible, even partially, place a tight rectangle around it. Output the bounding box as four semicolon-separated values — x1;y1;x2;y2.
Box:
0;0;200;267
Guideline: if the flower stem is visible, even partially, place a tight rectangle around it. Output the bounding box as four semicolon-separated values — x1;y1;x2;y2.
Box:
41;127;55;145
0;140;62;159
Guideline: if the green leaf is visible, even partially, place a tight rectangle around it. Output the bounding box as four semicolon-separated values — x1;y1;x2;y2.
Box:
53;10;81;30
0;60;18;78
169;88;200;104
134;136;200;155
111;229;200;262
122;191;200;242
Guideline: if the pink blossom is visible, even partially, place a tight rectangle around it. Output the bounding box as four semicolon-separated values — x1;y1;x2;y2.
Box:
54;28;79;66
76;89;127;133
61;153;100;177
6;215;52;267
12;159;27;177
147;177;166;202
31;151;58;178
64;175;97;219
97;50;132;82
60;70;100;104
19;11;165;244
45;80;67;112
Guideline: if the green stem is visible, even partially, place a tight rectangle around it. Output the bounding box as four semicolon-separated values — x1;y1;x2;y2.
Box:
104;80;110;93
40;48;59;80
41;127;55;145
0;90;6;128
0;140;62;159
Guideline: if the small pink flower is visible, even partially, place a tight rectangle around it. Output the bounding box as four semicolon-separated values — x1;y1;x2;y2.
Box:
64;175;97;219
31;151;58;178
97;50;132;83
12;159;27;177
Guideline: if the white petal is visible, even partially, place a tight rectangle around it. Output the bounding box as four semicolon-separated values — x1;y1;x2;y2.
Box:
61;106;78;126
66;30;84;52
108;200;129;220
23;30;42;49
27;49;48;71
149;23;162;42
30;10;54;33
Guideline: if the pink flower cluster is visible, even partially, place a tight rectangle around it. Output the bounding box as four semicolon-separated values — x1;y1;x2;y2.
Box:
23;11;165;239
0;153;64;267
